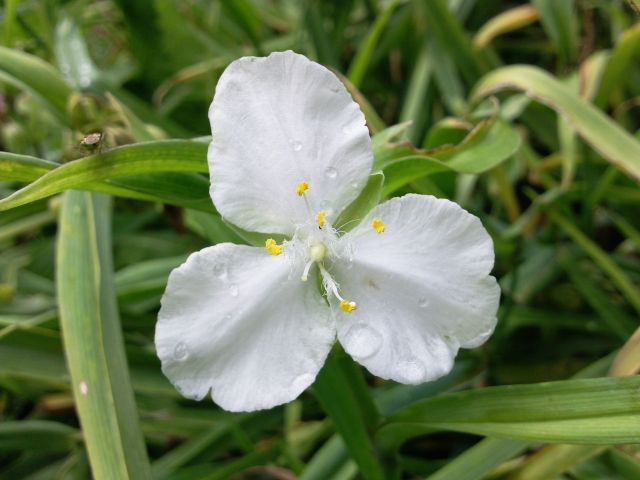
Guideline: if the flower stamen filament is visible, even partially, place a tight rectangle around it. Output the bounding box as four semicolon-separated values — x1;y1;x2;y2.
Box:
319;265;357;313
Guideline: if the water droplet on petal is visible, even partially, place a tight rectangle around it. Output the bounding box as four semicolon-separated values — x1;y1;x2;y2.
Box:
320;200;331;210
418;297;429;308
343;323;382;360
174;342;189;361
229;284;239;297
398;359;426;383
291;373;314;392
325;167;338;179
213;263;227;279
342;125;351;134
290;139;302;151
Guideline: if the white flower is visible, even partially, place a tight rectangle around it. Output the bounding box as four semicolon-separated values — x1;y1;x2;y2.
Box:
155;51;500;412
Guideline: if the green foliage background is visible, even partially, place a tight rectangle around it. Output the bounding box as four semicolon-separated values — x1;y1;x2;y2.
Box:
1;0;640;479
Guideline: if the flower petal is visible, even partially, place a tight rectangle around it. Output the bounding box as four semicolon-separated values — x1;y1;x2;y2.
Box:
331;194;500;384
209;51;372;235
155;243;335;411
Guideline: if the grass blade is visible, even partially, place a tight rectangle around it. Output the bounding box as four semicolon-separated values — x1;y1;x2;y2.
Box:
0;140;208;211
0;46;71;120
57;191;151;479
379;376;640;447
472;65;640;181
313;354;385;480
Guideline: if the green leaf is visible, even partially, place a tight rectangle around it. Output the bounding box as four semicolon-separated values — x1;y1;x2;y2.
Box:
595;23;640;107
0;421;77;453
379;376;640;447
57;191;151;479
313;353;385;480
300;435;356;480
608;448;640;478
510;444;607;480
0;46;71;120
471;65;640;181
0;140;209;211
550;211;640;316
378;119;521;195
347;0;400;88
0;152;58;182
419;0;483;86
54;17;99;90
425;438;529;480
0;150;212;210
472;5;539;49
532;0;578;65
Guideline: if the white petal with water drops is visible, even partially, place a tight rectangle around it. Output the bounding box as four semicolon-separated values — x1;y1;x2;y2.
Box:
208;50;373;235
331;194;500;384
156;243;335;411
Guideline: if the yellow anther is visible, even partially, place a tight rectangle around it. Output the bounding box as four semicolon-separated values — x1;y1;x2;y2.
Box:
316;210;326;228
296;181;309;196
265;238;283;256
371;218;385;234
339;300;358;313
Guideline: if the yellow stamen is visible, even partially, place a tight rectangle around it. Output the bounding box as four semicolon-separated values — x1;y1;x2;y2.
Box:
296;181;309;196
371;218;385;234
339;299;358;313
316;210;326;228
265;238;283;256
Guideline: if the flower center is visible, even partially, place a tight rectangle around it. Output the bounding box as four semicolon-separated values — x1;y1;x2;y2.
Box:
297;180;357;313
263;181;387;314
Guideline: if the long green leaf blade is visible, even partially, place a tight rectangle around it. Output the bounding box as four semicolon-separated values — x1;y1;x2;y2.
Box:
0;140;208;211
379;376;640;447
0;46;71;120
57;191;151;479
471;65;640;180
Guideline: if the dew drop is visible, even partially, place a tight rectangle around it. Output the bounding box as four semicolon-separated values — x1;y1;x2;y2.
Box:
418;297;429;308
290;139;302;151
291;373;314;392
320;200;332;210
79;381;88;396
213;263;227;279
343;323;383;360
341;125;351;134
325;167;338;179
229;284;239;297
398;359;426;383
174;342;189;361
